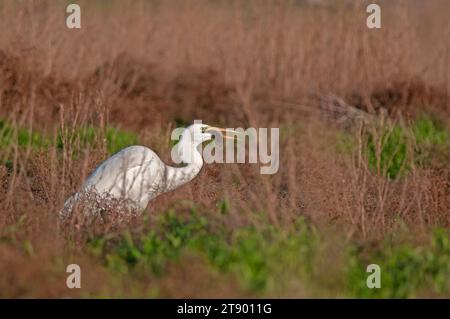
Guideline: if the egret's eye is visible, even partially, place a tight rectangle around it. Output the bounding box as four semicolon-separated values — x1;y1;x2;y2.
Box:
201;126;207;133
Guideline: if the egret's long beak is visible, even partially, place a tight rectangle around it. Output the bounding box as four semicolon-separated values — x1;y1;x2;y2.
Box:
206;126;240;140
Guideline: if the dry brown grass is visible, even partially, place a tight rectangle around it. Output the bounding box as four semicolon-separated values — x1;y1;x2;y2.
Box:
0;0;448;297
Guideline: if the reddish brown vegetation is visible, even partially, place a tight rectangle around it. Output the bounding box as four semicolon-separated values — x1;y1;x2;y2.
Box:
0;0;448;297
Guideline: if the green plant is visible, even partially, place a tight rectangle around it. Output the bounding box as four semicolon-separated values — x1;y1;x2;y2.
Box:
89;212;320;294
412;117;449;146
0;119;139;156
346;229;450;298
412;116;450;166
0;120;50;150
57;126;139;155
363;116;449;179
366;125;409;179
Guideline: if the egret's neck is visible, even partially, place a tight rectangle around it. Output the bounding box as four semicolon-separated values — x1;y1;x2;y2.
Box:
165;142;204;192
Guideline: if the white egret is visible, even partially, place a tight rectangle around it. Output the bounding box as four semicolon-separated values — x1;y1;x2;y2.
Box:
60;123;236;220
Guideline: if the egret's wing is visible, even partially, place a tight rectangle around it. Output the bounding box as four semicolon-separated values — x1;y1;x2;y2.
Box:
83;146;162;196
61;145;166;218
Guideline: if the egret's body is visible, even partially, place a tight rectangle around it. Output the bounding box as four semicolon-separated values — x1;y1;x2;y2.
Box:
61;123;232;220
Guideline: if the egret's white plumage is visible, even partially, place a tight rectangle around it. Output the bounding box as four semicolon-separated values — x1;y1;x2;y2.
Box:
61;123;234;220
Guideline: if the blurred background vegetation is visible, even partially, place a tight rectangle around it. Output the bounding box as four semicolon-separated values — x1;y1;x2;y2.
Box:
0;0;448;297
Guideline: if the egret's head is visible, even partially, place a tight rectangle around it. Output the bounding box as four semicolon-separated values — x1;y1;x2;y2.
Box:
182;123;213;145
174;123;238;164
182;123;236;146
